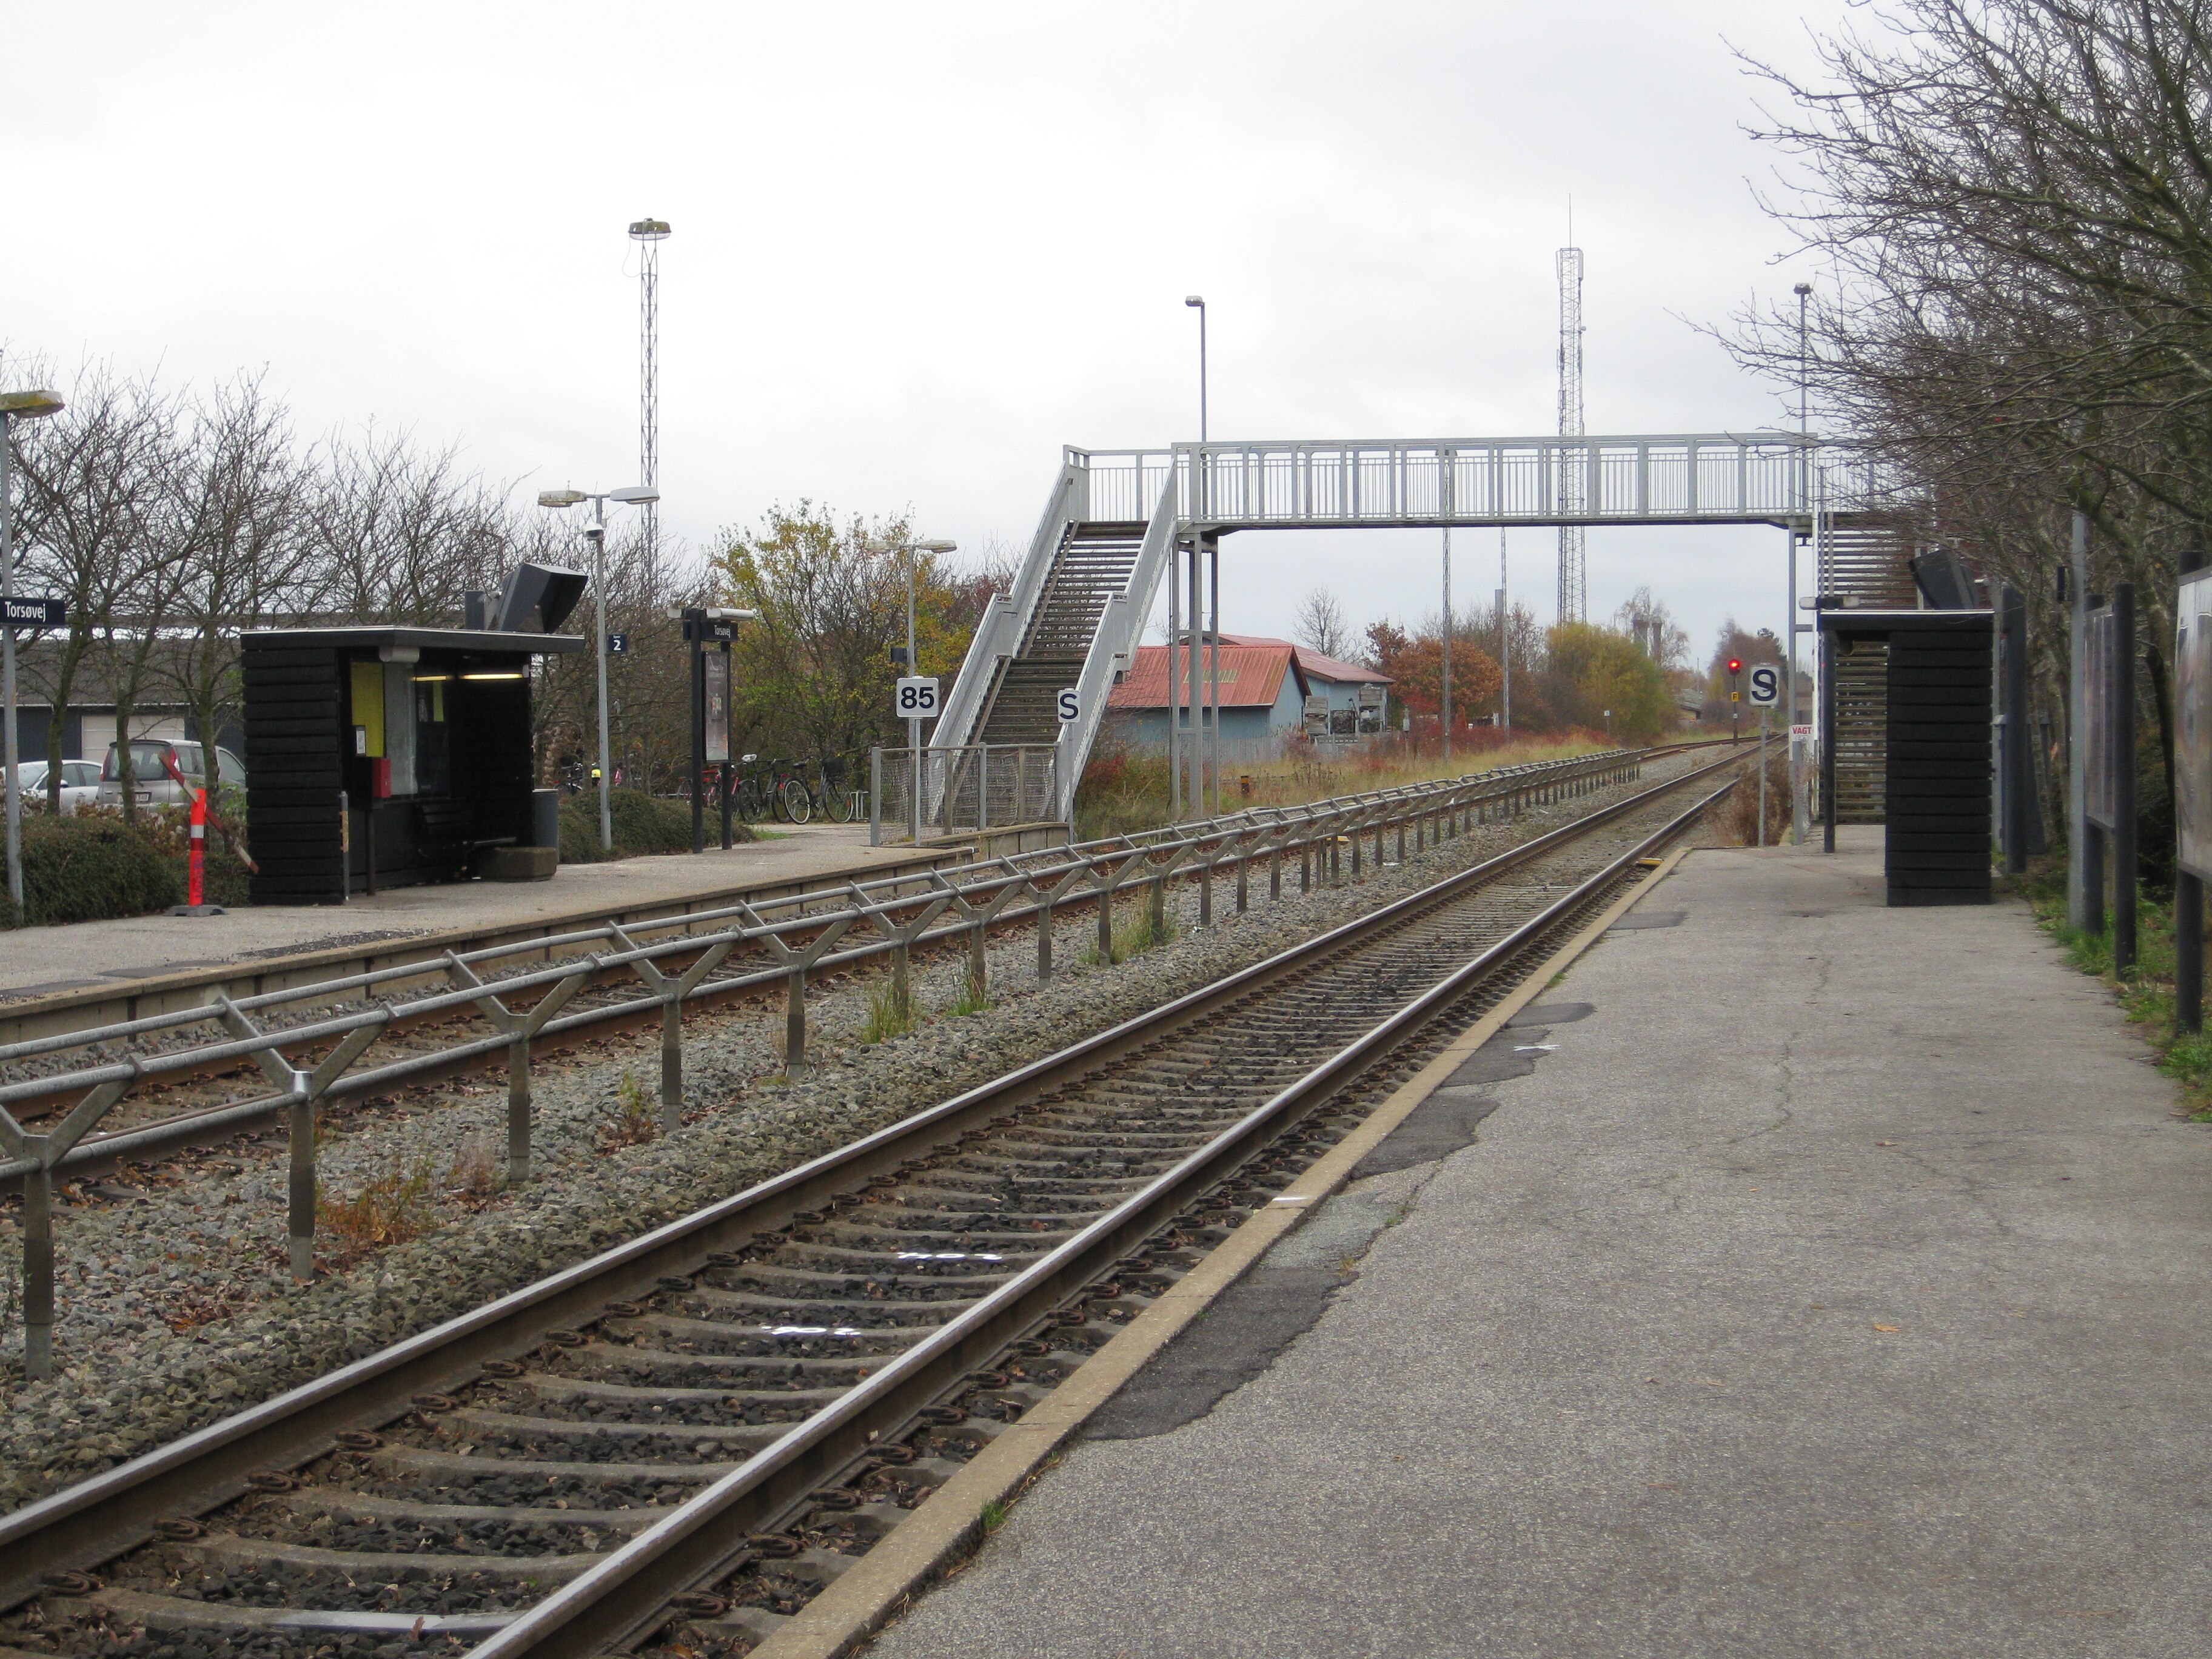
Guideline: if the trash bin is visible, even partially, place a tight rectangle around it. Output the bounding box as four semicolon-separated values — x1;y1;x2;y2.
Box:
531;787;561;850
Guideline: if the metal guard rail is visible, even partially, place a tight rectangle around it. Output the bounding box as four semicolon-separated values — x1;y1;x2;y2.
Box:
0;746;1654;1381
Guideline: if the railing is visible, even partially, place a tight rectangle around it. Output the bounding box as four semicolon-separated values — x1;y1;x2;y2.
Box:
0;746;1660;1380
1173;433;1818;528
933;463;1082;754
871;743;1064;845
1053;468;1179;819
1068;446;1175;523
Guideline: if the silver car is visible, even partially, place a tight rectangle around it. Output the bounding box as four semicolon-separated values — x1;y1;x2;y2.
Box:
96;740;246;808
16;759;104;814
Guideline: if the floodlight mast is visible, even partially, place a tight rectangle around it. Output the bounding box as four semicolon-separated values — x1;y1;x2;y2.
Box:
628;218;671;555
538;484;659;854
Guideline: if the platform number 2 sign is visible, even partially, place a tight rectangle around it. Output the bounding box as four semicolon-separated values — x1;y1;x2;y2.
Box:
1747;663;1781;708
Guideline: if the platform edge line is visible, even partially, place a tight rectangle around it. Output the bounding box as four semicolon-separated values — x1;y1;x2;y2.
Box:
745;845;1690;1659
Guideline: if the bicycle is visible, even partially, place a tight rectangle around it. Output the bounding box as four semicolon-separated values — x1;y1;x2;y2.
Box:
813;754;866;823
732;756;810;824
765;757;813;824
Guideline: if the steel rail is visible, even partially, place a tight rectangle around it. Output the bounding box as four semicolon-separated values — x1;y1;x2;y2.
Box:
0;754;1742;1620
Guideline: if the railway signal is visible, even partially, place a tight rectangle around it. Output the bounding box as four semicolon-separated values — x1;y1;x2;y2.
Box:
1727;657;1743;743
1746;662;1782;846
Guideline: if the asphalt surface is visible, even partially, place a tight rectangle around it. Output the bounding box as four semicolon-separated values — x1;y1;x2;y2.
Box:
867;830;2212;1658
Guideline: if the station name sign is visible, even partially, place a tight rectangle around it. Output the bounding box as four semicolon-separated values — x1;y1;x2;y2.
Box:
684;615;739;644
2;597;65;629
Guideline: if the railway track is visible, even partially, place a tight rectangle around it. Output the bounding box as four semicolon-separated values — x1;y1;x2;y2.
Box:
0;753;1740;1659
1;746;1700;1199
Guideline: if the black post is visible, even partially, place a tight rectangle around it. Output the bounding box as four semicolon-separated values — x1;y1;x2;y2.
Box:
2114;580;2139;974
687;609;706;855
2001;584;2033;874
1820;621;1837;853
720;646;734;851
2177;552;2205;1034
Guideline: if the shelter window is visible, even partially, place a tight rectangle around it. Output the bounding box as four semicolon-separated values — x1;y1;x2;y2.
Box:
413;675;451;796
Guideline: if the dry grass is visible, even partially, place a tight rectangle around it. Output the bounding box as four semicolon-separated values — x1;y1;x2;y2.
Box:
447;1133;501;1202
315;1155;440;1267
1709;750;1794;846
1077;734;1621;840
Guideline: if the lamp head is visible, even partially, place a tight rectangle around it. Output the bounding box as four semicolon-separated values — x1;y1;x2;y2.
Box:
629;218;671;241
1184;295;1204;308
1794;282;1812;297
608;485;660;505
915;539;957;554
0;389;65;421
537;489;588;509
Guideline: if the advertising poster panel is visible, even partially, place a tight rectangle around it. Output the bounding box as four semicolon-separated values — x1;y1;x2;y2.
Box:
703;652;731;765
2178;572;2212;880
2085;606;2116;830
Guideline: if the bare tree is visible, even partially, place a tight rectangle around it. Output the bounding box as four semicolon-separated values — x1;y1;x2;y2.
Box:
1292;586;1352;660
1726;0;2212;854
13;367;183;816
1613;587;1691;671
159;375;313;779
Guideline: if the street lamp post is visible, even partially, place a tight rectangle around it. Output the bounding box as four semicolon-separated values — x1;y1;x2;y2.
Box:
1792;280;1813;844
1184;296;1207;444
1182;298;1210;810
2;389;65;913
538;484;658;854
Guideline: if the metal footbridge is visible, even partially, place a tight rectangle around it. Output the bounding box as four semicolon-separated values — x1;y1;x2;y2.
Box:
937;432;1885;821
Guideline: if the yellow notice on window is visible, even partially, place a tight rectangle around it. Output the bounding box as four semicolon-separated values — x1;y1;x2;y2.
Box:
350;660;386;757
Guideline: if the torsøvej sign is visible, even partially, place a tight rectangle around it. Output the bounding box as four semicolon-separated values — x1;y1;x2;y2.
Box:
2;597;65;629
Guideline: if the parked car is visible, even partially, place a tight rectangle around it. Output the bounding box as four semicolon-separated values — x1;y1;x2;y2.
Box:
15;759;104;814
96;740;246;808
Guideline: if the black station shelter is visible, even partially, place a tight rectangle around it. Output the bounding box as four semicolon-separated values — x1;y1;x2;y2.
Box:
1820;606;1995;907
243;624;583;904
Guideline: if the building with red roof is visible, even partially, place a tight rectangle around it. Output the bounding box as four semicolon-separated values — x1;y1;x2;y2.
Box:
1104;634;1392;748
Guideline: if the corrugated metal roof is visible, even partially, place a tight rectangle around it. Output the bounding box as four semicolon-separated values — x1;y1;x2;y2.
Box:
1108;644;1295;710
1215;634;1393;686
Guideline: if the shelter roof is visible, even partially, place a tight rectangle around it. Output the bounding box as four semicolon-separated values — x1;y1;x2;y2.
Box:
242;626;584;654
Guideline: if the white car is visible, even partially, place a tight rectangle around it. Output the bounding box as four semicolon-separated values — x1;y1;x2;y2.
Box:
15;759;103;814
96;740;246;808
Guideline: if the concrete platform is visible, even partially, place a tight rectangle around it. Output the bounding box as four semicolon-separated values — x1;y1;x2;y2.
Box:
870;826;2212;1658
0;825;915;1000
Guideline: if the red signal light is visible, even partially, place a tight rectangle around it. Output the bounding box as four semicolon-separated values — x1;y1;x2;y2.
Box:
1726;657;1743;675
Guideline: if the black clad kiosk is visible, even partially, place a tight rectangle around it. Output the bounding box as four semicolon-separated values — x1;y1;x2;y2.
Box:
243;568;586;905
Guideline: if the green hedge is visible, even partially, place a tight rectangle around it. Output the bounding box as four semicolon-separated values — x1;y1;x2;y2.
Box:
0;816;184;928
557;788;748;864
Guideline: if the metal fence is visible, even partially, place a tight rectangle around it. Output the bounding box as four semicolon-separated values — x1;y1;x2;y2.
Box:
870;743;1062;845
0;746;1659;1381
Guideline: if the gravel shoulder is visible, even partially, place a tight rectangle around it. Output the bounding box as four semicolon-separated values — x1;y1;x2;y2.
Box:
0;756;1706;1513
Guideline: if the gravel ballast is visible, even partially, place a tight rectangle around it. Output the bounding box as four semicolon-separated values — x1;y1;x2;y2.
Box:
0;756;1709;1513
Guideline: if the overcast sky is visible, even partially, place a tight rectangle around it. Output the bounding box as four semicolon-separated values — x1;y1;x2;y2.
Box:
4;1;1852;665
